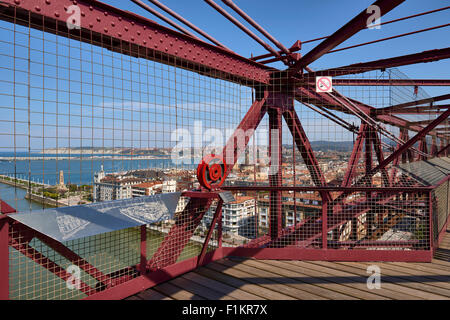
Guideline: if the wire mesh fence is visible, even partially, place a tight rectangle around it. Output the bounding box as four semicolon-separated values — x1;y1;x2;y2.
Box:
0;2;448;301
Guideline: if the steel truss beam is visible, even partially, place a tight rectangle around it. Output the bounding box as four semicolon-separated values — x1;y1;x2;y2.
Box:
290;0;405;73
296;86;448;139
0;0;271;85
301;48;450;79
374;94;450;115
370;109;450;175
298;79;450;87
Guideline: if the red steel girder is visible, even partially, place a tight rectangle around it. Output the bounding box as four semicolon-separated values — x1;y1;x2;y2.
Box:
374;94;450;115
296;86;448;139
290;0;405;73
436;143;450;156
299;79;450;87
370;109;450;175
370;128;391;186
283;109;328;189
0;0;271;85
342;124;367;187
147;195;214;270
301;48;450;79
9;226;97;296
268;108;283;241
221;91;268;176
197;198;223;267
0;200;15;214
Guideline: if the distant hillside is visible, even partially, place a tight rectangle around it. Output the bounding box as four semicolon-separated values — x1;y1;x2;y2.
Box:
309;140;354;152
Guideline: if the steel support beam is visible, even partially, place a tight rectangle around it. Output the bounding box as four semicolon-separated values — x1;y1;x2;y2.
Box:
283;109;328;188
374;94;450;115
299;79;450;87
268;108;283;241
301;48;450;78
198;198;223;267
0;0;271;85
147;195;215;270
371;129;390;186
221;91;268;176
291;0;405;73
342;124;367;187
370;109;450;175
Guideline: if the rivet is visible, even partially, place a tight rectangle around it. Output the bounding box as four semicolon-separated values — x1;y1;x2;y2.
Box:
137;31;141;35
45;0;51;4
104;11;108;16
54;12;60;17
125;27;128;31
143;26;147;30
35;6;41;11
89;23;93;28
96;17;101;22
104;28;108;33
14;0;20;4
111;22;115;27
131;21;135;25
148;35;152;39
81;12;85;17
160;39;163;43
89;6;93;11
118;32;122;37
73;0;77;4
143;40;147;44
118;16;122;21
131;37;134;41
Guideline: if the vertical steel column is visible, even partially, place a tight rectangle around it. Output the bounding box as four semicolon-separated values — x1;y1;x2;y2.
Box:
268;107;282;241
140;225;147;275
417;138;428;161
320;192;328;250
0;217;9;300
342;124;366;187
428;190;434;253
364;126;374;238
431;136;438;156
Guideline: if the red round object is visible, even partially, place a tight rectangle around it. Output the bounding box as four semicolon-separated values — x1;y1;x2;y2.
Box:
196;154;226;190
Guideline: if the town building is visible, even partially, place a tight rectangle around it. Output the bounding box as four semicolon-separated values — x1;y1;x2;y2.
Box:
203;196;256;236
93;166;145;202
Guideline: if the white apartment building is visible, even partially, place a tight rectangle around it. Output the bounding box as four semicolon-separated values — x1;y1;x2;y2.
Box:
203;196;256;235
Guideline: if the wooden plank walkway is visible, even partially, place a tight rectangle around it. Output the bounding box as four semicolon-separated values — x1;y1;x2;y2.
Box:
127;226;450;300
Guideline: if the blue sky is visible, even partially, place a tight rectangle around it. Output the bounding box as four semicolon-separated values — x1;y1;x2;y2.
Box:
0;0;448;150
103;0;450;97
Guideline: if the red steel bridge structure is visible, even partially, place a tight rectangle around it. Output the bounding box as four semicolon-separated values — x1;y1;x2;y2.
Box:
0;0;449;300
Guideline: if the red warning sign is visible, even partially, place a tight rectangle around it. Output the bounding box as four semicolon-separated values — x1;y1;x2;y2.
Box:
316;76;333;93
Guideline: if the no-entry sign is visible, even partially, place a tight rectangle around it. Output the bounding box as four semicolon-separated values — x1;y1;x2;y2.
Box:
316;76;333;93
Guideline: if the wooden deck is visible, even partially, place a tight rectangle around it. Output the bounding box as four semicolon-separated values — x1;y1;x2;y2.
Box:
127;227;450;300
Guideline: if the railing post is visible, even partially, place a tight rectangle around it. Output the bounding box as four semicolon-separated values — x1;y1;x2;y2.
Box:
268;107;282;241
428;190;434;254
0;216;9;300
140;225;147;275
321;192;328;250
